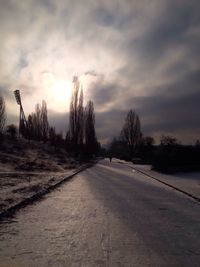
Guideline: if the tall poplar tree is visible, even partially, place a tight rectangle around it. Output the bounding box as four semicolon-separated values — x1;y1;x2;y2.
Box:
85;100;98;156
69;77;84;149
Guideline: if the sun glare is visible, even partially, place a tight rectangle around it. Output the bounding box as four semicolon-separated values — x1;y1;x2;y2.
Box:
50;80;72;111
53;80;72;102
43;74;72;112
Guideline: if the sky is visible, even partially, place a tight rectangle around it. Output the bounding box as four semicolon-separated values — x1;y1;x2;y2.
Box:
0;0;200;144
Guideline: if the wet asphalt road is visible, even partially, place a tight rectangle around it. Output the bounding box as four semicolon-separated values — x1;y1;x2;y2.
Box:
0;159;200;266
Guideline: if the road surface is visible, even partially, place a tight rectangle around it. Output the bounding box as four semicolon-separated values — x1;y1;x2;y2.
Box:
0;160;200;266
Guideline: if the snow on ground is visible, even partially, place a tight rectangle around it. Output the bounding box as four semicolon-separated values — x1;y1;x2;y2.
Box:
116;159;200;199
134;164;200;199
0;137;80;214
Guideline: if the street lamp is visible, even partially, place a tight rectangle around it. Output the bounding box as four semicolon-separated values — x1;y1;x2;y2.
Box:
14;89;21;105
13;89;27;136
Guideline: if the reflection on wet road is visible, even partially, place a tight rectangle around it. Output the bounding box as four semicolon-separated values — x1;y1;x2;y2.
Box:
0;160;200;266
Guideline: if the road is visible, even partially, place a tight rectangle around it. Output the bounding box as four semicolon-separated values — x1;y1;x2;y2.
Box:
0;159;200;266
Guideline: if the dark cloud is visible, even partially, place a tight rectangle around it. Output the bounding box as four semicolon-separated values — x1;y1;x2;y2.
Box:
94;88;200;143
93;7;116;27
132;1;200;62
93;109;126;144
123;88;200;143
18;54;29;69
84;70;98;77
127;69;200;101
91;82;120;107
40;0;56;14
159;69;200;97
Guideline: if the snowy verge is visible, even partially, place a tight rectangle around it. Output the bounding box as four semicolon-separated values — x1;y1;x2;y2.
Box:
118;160;200;201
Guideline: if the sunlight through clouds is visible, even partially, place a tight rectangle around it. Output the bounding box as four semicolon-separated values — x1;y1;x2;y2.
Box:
42;72;73;112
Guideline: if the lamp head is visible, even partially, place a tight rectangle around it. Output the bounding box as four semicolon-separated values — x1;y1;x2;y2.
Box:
14;89;21;105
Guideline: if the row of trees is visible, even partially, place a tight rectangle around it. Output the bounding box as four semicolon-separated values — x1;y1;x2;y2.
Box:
66;77;99;157
109;108;199;157
25;101;49;141
0;93;55;144
0;77;99;158
108;109;200;173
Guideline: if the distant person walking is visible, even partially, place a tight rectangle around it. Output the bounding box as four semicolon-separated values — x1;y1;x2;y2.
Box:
109;156;112;162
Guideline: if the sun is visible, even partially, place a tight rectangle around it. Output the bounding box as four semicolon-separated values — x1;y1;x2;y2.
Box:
43;74;72;112
49;80;72;111
53;80;72;103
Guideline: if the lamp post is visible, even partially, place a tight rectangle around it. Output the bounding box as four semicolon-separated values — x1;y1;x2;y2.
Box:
14;89;27;136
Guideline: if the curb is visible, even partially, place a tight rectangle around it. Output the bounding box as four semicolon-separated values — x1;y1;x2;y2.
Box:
0;163;94;221
119;161;200;204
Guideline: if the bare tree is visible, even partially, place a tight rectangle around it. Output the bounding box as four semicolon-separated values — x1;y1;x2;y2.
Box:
77;87;84;145
141;136;155;146
49;126;56;145
85;100;98;156
6;124;17;139
32;113;38;139
27;105;41;141
120;109;142;157
0;95;6;134
160;135;178;146
195;139;200;147
35;103;42;140
41;100;49;142
69;77;84;150
27;114;33;139
26;100;49;142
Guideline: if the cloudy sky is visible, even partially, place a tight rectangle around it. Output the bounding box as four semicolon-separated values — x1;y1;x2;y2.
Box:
0;0;200;144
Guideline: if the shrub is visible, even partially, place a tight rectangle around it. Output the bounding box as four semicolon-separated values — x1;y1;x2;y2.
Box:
6;124;18;139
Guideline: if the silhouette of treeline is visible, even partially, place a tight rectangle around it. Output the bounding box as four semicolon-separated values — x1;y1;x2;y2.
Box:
0;77;100;159
108;109;143;160
152;136;200;173
108;110;200;173
18;100;49;142
1;87;200;170
65;77;100;157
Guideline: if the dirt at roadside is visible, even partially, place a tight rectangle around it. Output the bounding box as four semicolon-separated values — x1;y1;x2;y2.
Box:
0;171;77;214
